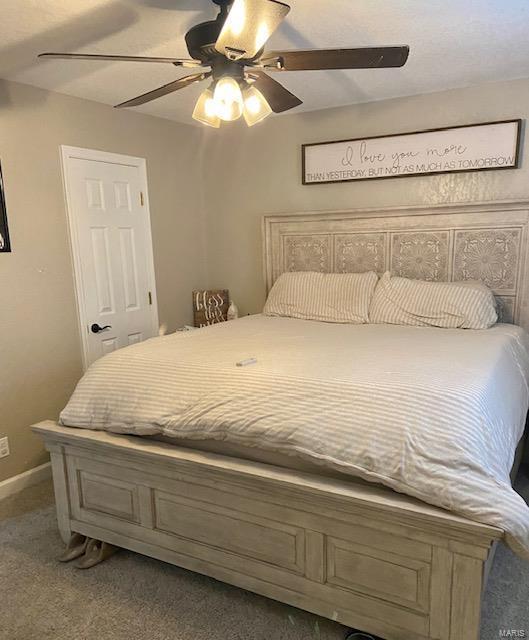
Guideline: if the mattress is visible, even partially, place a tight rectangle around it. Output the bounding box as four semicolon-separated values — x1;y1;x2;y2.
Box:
153;433;526;485
152;434;377;483
60;314;529;557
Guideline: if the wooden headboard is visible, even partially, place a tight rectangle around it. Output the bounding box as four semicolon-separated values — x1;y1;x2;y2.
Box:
263;200;529;329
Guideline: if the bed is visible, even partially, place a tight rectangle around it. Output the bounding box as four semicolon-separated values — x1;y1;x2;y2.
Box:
33;200;529;640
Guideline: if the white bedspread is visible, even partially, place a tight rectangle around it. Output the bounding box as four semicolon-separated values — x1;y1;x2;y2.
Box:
60;315;529;557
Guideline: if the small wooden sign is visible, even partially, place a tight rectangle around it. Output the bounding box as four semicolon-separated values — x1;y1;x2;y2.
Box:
193;290;229;327
302;119;522;185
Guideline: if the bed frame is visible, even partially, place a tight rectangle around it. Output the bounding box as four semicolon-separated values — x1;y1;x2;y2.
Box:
34;199;529;640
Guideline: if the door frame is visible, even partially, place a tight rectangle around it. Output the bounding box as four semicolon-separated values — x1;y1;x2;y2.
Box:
60;145;159;371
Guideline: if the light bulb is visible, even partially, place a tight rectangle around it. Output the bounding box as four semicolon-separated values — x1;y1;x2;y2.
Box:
213;77;244;122
243;85;272;126
192;88;220;128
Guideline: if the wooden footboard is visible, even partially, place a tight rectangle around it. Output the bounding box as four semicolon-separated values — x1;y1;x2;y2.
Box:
33;421;502;640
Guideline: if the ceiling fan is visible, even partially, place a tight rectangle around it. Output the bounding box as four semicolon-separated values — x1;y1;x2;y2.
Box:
38;0;410;128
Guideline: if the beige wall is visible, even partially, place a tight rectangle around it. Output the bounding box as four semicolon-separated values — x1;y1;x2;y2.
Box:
0;79;207;482
202;77;529;315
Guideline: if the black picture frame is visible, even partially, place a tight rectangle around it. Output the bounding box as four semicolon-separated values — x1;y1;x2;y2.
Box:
302;119;522;185
0;162;11;253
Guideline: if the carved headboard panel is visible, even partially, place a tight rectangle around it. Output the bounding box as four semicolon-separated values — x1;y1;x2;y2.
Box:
263;201;529;328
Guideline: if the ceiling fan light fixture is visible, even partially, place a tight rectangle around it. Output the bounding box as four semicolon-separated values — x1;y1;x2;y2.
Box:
243;85;272;126
213;76;244;121
40;1;410;127
192;88;221;127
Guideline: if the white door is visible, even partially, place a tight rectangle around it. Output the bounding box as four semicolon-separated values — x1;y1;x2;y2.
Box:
62;147;158;368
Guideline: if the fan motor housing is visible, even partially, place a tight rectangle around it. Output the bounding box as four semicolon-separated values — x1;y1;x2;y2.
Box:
185;20;223;62
185;17;264;70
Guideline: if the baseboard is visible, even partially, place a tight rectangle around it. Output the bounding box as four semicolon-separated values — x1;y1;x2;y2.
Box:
0;462;52;501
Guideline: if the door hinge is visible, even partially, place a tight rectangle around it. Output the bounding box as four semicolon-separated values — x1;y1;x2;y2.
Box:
140;191;144;206
148;291;152;305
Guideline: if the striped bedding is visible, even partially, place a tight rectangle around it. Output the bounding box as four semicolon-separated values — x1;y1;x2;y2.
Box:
60;315;529;557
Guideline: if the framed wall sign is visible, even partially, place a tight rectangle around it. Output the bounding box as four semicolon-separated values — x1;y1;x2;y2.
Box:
193;289;229;327
302;119;522;185
0;162;11;253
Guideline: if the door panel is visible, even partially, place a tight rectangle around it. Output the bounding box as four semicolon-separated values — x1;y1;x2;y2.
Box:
91;227;115;315
118;227;140;311
85;178;105;210
64;150;157;366
113;181;132;211
101;337;119;355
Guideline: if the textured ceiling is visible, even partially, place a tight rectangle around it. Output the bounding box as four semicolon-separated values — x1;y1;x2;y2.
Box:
2;0;529;126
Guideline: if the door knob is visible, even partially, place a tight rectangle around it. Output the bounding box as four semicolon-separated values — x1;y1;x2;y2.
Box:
91;323;112;334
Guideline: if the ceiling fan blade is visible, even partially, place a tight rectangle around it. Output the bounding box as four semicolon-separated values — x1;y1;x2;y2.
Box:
262;46;410;71
115;72;210;108
38;52;204;68
215;0;290;61
248;70;301;113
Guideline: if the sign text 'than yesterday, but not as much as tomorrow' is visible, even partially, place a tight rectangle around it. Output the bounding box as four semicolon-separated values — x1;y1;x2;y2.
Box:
303;120;521;184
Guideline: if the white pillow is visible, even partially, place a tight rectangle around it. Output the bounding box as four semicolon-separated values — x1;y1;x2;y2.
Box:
263;271;378;324
369;272;497;329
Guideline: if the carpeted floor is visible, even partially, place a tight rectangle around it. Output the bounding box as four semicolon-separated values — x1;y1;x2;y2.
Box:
1;470;528;640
